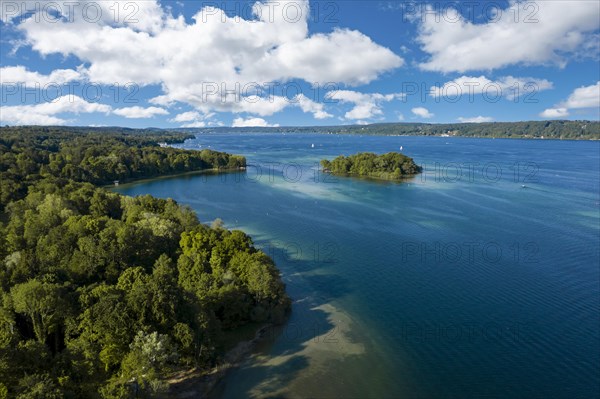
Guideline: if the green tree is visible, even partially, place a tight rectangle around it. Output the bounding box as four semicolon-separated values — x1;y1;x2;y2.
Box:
10;280;65;343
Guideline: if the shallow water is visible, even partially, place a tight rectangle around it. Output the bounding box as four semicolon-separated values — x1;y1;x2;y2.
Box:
115;133;600;398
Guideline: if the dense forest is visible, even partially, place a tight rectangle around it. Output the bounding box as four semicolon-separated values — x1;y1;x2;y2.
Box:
0;126;246;213
191;120;600;140
321;152;422;181
0;128;290;397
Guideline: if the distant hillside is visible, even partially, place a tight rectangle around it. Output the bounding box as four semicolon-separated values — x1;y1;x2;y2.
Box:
3;120;598;140
183;120;599;140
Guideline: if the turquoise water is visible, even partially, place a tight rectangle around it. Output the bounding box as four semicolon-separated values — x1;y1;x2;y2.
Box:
115;133;600;398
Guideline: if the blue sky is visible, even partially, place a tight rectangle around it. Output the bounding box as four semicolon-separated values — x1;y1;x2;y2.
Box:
1;0;599;127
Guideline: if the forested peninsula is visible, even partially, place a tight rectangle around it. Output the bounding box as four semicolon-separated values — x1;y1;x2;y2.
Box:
321;152;422;181
0;127;290;397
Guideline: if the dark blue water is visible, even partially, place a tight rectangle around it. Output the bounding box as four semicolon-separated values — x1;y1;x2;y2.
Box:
115;133;600;398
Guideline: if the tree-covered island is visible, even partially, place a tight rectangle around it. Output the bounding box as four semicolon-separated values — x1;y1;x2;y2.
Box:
320;152;422;181
0;127;290;397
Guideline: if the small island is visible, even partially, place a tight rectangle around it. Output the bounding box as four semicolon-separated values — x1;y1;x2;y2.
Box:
321;152;422;181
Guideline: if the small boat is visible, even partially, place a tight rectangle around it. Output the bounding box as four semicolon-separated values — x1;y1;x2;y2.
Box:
400;146;403;151
311;144;315;148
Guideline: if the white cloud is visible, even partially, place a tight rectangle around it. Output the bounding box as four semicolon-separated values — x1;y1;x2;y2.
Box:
417;1;600;72
411;107;434;119
148;95;176;107
430;76;553;101
457;116;494;123
13;0;402;117
170;111;202;123
325;90;403;120
181;121;207;128
539;108;569;118
0;95;111;125
232;117;279;127
113;106;169;119
294;94;332;119
0;65;84;87
169;111;218;127
254;28;403;86
540;81;599;118
563;81;600;109
2;0;167;32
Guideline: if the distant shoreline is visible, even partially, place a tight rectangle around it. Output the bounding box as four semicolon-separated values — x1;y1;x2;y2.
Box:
181;132;600;143
3;121;599;140
176;120;600;141
185;131;600;141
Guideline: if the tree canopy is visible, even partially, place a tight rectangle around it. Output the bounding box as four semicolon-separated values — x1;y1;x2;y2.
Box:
0;128;289;398
184;120;600;140
0;126;246;213
321;152;422;181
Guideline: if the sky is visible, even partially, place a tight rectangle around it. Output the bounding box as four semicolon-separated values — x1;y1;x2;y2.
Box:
0;0;599;128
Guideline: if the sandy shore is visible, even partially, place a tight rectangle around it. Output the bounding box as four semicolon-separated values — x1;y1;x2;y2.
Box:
164;323;273;398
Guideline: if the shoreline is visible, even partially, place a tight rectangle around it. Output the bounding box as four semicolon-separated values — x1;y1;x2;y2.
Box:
321;170;421;184
108;164;277;398
104;167;245;189
165;323;275;398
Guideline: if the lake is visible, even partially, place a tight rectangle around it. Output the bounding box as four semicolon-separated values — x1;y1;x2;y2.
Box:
115;133;600;398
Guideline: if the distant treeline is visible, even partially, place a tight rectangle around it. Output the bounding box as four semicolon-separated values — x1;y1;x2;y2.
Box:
0;128;289;397
187;120;599;140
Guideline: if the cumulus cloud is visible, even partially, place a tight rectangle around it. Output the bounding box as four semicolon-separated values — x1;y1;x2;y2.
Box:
169;111;219;127
325;90;403;120
0;65;84;87
113;106;169;119
0;95;111;125
430;76;553;101
254;28;403;86
457;116;494;123
170;111;203;123
294;94;332;119
411;107;434;119
12;0;402;118
180;121;207;128
563;81;600;109
539;108;569;119
232;117;279;127
417;1;600;72
540;81;600;118
1;0;167;32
